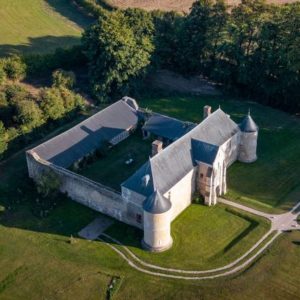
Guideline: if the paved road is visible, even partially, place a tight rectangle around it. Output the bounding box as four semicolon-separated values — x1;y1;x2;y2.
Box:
219;198;300;231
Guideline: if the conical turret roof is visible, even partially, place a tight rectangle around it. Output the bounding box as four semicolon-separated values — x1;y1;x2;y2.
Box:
143;190;171;214
239;112;258;132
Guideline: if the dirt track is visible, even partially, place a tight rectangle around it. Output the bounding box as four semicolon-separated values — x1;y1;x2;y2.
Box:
108;0;296;12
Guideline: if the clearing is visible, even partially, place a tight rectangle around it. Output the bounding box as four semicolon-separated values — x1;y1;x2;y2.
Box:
0;0;92;56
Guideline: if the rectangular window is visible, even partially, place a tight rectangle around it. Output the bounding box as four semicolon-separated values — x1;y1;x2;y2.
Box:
136;214;142;224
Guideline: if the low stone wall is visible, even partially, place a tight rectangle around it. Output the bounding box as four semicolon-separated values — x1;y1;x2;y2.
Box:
26;150;142;229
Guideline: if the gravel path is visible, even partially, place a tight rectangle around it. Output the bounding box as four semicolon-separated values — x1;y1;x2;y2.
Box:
84;199;300;280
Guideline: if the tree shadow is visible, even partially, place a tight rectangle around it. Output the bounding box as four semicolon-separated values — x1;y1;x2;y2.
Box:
44;0;94;28
0;36;82;57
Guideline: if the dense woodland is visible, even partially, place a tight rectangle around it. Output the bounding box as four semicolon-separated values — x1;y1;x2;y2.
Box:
81;0;300;110
0;0;299;157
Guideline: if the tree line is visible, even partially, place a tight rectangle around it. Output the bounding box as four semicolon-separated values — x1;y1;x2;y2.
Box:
0;58;85;157
82;0;300;112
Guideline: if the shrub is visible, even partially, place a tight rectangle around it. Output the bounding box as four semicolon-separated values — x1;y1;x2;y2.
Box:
36;170;61;199
40;87;66;121
5;127;19;142
24;46;87;77
5;84;31;105
52;69;76;89
59;87;85;112
0;66;6;85
2;55;26;81
15;99;44;132
0;92;13;124
0;121;8;155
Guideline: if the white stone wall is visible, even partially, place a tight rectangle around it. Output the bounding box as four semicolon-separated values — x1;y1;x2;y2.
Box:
164;169;196;221
26;151;143;229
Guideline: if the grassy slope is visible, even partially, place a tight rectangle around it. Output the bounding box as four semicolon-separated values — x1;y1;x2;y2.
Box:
0;0;92;56
140;95;300;213
106;204;270;269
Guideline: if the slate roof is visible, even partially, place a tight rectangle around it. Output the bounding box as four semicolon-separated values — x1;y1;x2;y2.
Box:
142;113;196;141
122;109;239;197
143;190;172;214
32;100;138;168
239;114;258;132
191;139;219;165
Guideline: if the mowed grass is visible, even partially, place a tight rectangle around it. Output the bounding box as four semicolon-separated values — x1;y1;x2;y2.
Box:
78;133;152;190
0;93;299;298
140;95;300;213
106;204;270;269
0;0;92;56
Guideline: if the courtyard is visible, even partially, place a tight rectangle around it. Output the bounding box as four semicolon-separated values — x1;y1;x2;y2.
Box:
77;132;153;191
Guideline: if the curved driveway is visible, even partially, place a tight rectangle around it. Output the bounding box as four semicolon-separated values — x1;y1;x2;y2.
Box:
92;199;300;280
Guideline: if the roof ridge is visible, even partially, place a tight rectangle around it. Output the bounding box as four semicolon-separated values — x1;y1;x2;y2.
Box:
150;108;226;162
31;99;127;152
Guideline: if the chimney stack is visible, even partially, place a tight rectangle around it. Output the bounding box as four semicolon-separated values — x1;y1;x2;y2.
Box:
203;105;212;119
152;140;163;156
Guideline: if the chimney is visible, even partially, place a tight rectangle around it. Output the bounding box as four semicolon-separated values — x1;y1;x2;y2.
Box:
152;140;163;156
203;105;212;119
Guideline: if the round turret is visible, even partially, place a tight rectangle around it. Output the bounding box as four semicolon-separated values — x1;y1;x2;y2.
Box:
238;111;258;163
142;190;173;252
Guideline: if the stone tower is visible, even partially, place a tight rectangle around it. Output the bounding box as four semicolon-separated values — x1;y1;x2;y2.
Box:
238;111;258;163
142;190;173;252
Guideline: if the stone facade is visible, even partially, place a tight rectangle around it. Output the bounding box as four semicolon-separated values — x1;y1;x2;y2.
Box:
26;100;258;253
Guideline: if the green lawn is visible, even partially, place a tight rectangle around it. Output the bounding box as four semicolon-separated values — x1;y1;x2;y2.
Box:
0;0;92;56
0;93;299;298
78;133;153;191
140;95;300;213
106;204;270;269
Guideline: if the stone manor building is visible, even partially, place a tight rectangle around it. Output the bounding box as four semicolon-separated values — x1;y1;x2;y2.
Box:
26;97;258;252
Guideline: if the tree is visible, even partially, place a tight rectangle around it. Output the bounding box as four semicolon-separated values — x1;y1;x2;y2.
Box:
152;10;184;69
82;9;154;102
2;55;26;81
59;87;85;113
0;121;8;155
15;99;44;132
179;0;213;73
40;88;65;121
36;170;61;199
52;69;76;89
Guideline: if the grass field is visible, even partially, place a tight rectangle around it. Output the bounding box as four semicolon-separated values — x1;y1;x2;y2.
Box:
0;0;92;56
106;204;270;269
0;93;299;298
107;0;297;12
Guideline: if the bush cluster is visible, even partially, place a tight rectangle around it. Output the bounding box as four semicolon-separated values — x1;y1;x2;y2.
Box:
0;55;26;83
0;70;85;156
